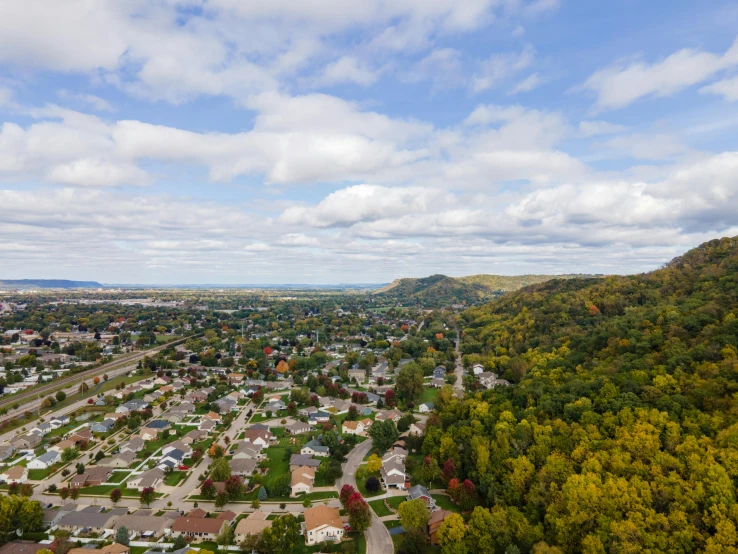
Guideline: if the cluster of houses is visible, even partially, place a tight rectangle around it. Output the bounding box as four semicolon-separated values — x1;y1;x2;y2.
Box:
472;364;511;389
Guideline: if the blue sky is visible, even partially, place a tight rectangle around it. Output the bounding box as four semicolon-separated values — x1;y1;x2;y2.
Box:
1;0;738;284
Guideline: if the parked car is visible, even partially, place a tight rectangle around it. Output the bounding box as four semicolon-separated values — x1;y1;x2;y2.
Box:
178;465;189;470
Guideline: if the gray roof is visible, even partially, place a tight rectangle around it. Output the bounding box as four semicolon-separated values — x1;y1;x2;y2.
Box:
407;484;431;500
162;448;185;461
290;454;320;467
58;507;127;528
37;451;61;463
303;439;329;453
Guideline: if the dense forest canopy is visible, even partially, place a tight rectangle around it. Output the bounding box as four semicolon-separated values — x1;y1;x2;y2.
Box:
427;237;738;553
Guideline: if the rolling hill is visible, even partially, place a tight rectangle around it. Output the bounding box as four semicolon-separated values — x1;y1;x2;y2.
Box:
0;279;103;289
373;272;598;305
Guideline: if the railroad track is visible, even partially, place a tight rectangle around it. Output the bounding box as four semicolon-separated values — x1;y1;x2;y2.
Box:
0;333;201;409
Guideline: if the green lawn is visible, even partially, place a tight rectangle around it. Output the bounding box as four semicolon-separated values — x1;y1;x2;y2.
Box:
28;468;53;480
262;447;289;491
107;471;130;483
388;496;406;510
346;531;366;554
78;484;142;497
384;520;402;529
369;498;392;517
416;387;438;407
432;494;460;513
164;471;187;486
356;471;383;498
313;469;335;487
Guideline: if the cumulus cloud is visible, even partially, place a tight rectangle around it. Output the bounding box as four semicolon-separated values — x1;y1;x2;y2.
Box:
471;46;535;94
578;120;626;137
509;73;544;94
701;75;738;101
581;37;738;110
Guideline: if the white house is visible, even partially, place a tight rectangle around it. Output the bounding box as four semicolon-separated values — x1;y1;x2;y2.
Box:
419;402;434;413
303;506;344;545
27;450;61;470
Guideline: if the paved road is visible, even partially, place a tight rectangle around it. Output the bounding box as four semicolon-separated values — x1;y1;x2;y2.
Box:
340;440;393;554
454;329;465;395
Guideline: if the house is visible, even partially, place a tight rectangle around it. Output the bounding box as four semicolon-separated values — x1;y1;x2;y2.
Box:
286;421;312;435
106;451;137;468
430;378;445;388
27;450;61;470
409;422;426;436
428;510;454;544
116;399;149;413
289;454;321;470
1;465;28;483
342;420;365;435
229;458;258;478
11;433;41;449
303;506;344;545
70;466;112;487
265;400;285;412
158;448;185;470
154;376;171;386
113;513;173;539
234;511;272;542
50;415;70;426
407;484;436;508
478;371;511;389
291;466;316;497
308;411;331;424
301;439;329;458
433;366;446;379
120;437;145;453
163;440;192;458
232;442;263;461
203;411;222;423
146;420;171;430
171;515;227;540
139;428;160;441
380;461;406;489
419;402;434;413
243;429;273;447
100;544;130;554
91;420;115;433
143;392;162;403
188;391;208;402
382;447;408;465
69;429;93;444
299;406;318;417
182;429;207;444
0;444;16;461
472;364;485;375
57;507;127;532
128;468;165;490
0;541;49;554
30;423;53;436
376;409;403;422
164;412;185;424
227;373;245;385
199;419;216;433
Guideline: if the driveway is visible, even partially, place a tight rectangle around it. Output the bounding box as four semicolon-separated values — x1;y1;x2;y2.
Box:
340;439;393;554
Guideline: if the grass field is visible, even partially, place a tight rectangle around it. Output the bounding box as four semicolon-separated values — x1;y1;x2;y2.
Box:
356;471;383;498
107;471;130;483
165;471;187;486
432;494;460;513
78;484;142;497
28;468;53;480
388;496;406;510
417;387;439;407
262;446;289;491
369;498;392;517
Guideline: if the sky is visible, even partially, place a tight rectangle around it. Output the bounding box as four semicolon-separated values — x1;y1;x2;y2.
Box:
2;1;738;284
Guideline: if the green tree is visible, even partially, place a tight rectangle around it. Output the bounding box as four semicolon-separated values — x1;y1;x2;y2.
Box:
55;391;66;402
173;535;187;550
437;513;467;554
396;363;424;402
368;419;399;452
269;473;291;497
215;491;229;509
116;526;130;546
398;499;430;531
211;457;231;481
258;486;268;501
261;515;300;553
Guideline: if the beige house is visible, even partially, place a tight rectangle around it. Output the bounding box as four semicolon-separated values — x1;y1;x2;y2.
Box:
303;506;344;545
290;466;316;497
342;420;365;435
234;511;272;542
1;465;28;483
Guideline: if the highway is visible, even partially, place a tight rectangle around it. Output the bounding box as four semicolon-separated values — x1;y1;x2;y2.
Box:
0;334;200;420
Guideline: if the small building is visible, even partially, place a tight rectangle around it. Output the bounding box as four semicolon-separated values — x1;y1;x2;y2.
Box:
70;466;112;487
170;515;227;540
428;510;454;544
27;450;61;470
303;506;344;545
234;511;272;542
407;484;436;509
290;466;316;497
419;402;434;413
286;421;312;435
301;439;329;458
128;468;165;491
1;465;28;483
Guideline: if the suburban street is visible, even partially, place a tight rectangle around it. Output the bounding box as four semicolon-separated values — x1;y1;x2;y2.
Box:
340;439;394;554
454;328;464;394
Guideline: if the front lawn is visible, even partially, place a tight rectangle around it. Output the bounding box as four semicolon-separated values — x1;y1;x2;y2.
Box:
28;468;53;480
107;471;130;483
416;387;438;407
369;498;392;517
262;447;289;491
356;471;383;498
387;496;406;510
432;494;460;513
164;471;187;486
77;484;142;497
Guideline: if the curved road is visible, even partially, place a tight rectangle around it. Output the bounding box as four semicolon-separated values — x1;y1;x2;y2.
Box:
339;440;393;554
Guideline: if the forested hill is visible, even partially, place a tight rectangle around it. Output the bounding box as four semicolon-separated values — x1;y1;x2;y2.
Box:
423;236;738;553
374;272;595;305
0;279;103;289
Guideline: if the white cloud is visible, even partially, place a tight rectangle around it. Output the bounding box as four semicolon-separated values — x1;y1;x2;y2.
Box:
701;75;738;101
471;45;535;93
403;49;463;89
509;73;544;94
578;120;626;137
58;90;116;112
581;37;738;110
310;56;380;88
